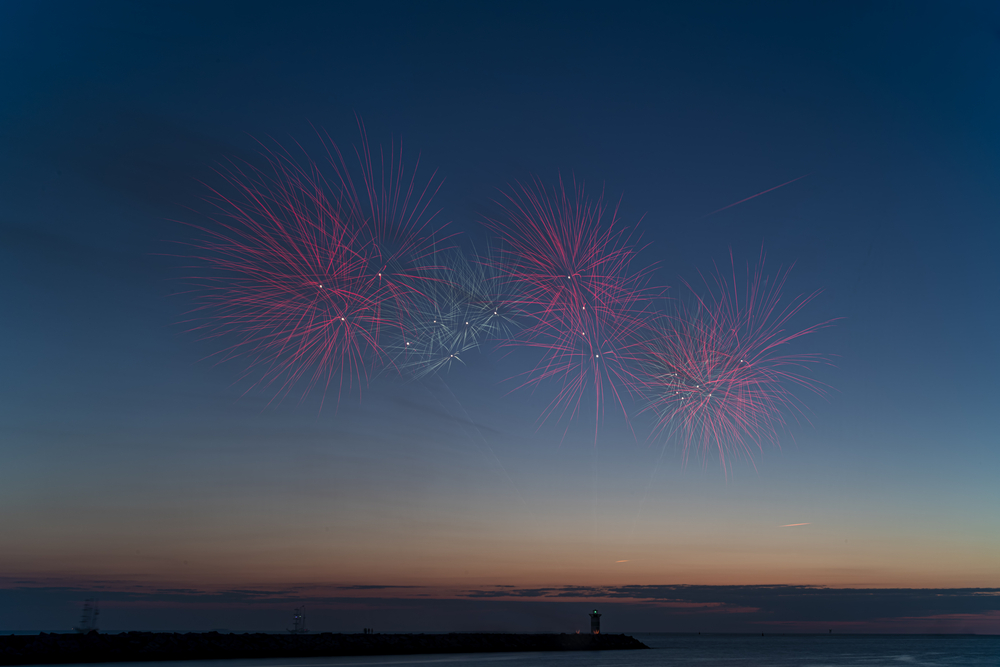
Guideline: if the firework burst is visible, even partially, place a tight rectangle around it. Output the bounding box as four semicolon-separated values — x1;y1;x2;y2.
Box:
388;247;526;379
640;254;833;467
484;177;660;429
181;127;446;406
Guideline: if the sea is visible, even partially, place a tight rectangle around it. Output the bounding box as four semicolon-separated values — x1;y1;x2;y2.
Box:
37;634;999;667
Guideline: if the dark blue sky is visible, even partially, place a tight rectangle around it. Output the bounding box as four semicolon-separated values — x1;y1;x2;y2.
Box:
1;1;999;632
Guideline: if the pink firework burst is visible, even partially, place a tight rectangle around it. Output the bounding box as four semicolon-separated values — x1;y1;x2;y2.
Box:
640;253;834;468
181;127;446;407
484;177;660;431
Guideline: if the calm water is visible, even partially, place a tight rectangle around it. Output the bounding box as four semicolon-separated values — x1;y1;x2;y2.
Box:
42;634;1000;667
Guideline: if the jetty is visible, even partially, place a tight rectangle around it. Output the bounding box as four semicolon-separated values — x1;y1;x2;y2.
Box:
0;631;649;665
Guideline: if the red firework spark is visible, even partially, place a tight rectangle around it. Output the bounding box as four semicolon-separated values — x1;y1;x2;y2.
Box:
181;127;446;407
640;252;833;468
484;177;660;430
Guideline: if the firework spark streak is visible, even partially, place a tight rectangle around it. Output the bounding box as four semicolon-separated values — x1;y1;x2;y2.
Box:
640;253;832;468
181;128;447;407
703;174;810;218
485;177;660;431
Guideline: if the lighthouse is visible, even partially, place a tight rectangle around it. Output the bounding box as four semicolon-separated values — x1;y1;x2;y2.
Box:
589;608;601;635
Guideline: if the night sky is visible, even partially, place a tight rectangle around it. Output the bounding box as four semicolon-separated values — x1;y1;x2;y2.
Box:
2;1;999;634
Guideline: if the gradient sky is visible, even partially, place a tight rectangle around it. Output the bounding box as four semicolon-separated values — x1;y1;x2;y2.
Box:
1;1;999;633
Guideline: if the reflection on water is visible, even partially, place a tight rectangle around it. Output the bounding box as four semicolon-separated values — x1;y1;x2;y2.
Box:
40;634;1000;667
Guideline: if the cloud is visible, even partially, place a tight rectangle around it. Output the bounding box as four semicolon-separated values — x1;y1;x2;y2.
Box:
461;584;1000;623
465;588;558;598
9;106;250;213
391;394;506;437
336;585;422;590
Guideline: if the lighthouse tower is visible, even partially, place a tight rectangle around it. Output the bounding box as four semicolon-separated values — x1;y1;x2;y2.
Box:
589;609;601;635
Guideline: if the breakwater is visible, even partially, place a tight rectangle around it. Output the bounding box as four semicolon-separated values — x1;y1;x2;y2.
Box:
0;632;650;665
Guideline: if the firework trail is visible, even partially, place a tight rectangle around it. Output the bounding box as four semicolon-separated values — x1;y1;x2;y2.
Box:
484;177;661;432
181;127;446;407
703;174;810;218
639;252;833;469
388;247;526;379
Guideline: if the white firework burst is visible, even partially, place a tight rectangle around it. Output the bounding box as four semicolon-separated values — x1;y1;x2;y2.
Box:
389;247;525;379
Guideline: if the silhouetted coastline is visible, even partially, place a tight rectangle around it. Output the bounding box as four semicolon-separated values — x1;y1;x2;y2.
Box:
0;631;650;665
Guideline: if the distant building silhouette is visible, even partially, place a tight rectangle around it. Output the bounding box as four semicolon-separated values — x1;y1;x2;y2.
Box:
73;599;99;634
589;608;601;635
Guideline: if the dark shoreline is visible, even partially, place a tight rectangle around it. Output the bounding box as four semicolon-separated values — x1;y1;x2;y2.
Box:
0;632;650;665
